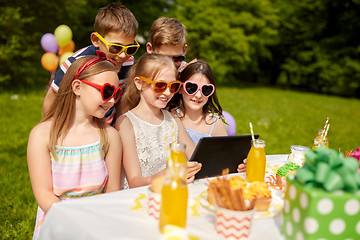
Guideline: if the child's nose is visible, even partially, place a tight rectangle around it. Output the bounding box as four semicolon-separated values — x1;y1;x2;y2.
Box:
163;86;171;95
108;95;116;105
194;89;202;97
117;51;127;60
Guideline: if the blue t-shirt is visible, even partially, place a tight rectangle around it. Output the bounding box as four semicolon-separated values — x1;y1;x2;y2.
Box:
176;109;219;145
51;45;134;124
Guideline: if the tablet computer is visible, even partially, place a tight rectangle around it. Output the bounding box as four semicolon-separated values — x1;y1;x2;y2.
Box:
190;134;259;179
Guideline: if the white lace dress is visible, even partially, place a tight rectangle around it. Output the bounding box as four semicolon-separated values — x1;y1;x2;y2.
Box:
121;109;178;189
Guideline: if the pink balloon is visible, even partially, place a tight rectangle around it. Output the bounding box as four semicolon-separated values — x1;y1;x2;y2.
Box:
41;33;58;53
222;111;236;136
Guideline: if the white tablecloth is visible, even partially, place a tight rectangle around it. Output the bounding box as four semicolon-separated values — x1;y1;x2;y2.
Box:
39;154;288;240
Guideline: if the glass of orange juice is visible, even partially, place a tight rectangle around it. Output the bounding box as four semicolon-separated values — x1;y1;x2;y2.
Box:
159;143;188;233
246;139;266;183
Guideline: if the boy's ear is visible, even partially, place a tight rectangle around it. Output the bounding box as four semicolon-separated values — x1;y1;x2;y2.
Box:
146;42;153;54
72;79;82;96
91;32;100;47
134;76;143;90
183;44;188;55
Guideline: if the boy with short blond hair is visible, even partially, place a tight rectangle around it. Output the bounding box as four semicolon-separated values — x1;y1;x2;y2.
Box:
43;3;139;124
146;17;187;69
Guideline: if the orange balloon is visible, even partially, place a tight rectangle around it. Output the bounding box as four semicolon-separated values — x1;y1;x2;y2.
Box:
41;52;58;71
59;40;75;56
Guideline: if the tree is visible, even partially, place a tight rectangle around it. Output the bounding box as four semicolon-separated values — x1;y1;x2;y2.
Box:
169;0;279;83
273;0;360;96
0;0;108;90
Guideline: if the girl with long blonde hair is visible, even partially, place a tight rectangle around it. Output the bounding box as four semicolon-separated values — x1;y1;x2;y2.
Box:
27;51;122;239
115;53;201;189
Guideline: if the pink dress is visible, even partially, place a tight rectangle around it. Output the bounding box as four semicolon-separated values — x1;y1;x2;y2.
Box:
32;141;108;239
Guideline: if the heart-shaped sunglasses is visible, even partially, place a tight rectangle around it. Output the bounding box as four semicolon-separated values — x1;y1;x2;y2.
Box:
80;80;123;103
137;75;182;94
183;81;215;97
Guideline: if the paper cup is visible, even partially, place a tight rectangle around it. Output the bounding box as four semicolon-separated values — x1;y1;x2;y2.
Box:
215;207;255;240
148;188;161;220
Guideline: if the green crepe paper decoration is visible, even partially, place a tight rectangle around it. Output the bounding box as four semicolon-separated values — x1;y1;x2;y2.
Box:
295;146;360;193
324;171;344;191
304;150;317;164
295;168;315;185
315;162;330;183
343;157;360;174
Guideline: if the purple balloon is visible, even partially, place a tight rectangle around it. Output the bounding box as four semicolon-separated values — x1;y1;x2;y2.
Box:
41;33;58;53
222;111;236;136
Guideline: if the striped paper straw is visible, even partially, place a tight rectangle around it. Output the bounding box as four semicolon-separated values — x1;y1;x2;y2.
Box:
249;122;255;142
323;124;330;141
320;117;329;138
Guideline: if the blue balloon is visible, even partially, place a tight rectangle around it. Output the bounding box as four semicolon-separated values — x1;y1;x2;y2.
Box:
41;33;58;53
222;111;236;136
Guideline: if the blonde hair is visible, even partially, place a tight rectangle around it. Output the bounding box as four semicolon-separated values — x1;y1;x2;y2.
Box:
150;17;187;50
121;53;177;114
94;3;138;37
42;55;117;157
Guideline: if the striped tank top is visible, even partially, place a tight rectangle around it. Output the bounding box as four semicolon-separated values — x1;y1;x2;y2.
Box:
32;141;108;239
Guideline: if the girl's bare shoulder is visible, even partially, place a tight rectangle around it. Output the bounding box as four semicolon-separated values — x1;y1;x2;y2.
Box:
29;120;52;136
28;120;52;146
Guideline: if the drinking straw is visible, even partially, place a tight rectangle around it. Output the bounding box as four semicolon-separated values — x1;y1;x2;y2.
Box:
249;122;255;142
323;123;330;141
320;117;329;138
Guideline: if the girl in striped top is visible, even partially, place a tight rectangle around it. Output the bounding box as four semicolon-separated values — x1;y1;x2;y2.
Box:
27;51;122;239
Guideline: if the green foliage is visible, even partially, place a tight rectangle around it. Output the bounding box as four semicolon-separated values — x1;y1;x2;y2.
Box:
0;0;108;89
170;0;279;83
273;0;360;96
1;0;360;96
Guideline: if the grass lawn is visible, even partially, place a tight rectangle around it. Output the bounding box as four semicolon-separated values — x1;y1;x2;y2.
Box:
1;86;359;239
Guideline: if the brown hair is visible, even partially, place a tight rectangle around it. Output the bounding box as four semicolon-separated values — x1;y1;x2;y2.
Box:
94;3;138;37
42;55;117;157
150;17;187;50
121;53;177;114
168;60;224;123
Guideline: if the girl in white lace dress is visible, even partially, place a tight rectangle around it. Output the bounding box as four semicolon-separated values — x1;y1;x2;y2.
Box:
114;53;202;189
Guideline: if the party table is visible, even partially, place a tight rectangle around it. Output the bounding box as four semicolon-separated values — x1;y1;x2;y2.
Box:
39;154;288;240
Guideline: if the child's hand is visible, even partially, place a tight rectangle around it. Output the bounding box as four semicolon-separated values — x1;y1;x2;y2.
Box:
237;159;247;173
186;161;202;183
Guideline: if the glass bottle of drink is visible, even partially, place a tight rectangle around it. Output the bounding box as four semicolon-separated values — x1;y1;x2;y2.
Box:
315;129;329;148
311;137;328;150
159;143;188;233
246;139;266;183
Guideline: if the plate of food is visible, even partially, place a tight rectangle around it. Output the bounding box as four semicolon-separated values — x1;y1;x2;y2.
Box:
199;175;283;219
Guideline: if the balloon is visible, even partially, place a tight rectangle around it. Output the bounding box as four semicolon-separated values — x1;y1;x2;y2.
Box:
41;33;58;53
59;52;74;67
59;40;75;56
41;52;58;72
222;111;236;136
54;24;72;47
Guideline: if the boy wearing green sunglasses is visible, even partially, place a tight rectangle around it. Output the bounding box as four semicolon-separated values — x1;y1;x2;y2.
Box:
146;17;187;70
42;3;139;125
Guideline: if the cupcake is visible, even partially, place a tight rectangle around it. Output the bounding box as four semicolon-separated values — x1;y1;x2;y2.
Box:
150;174;166;194
148;175;166;220
247;181;272;211
276;162;300;189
